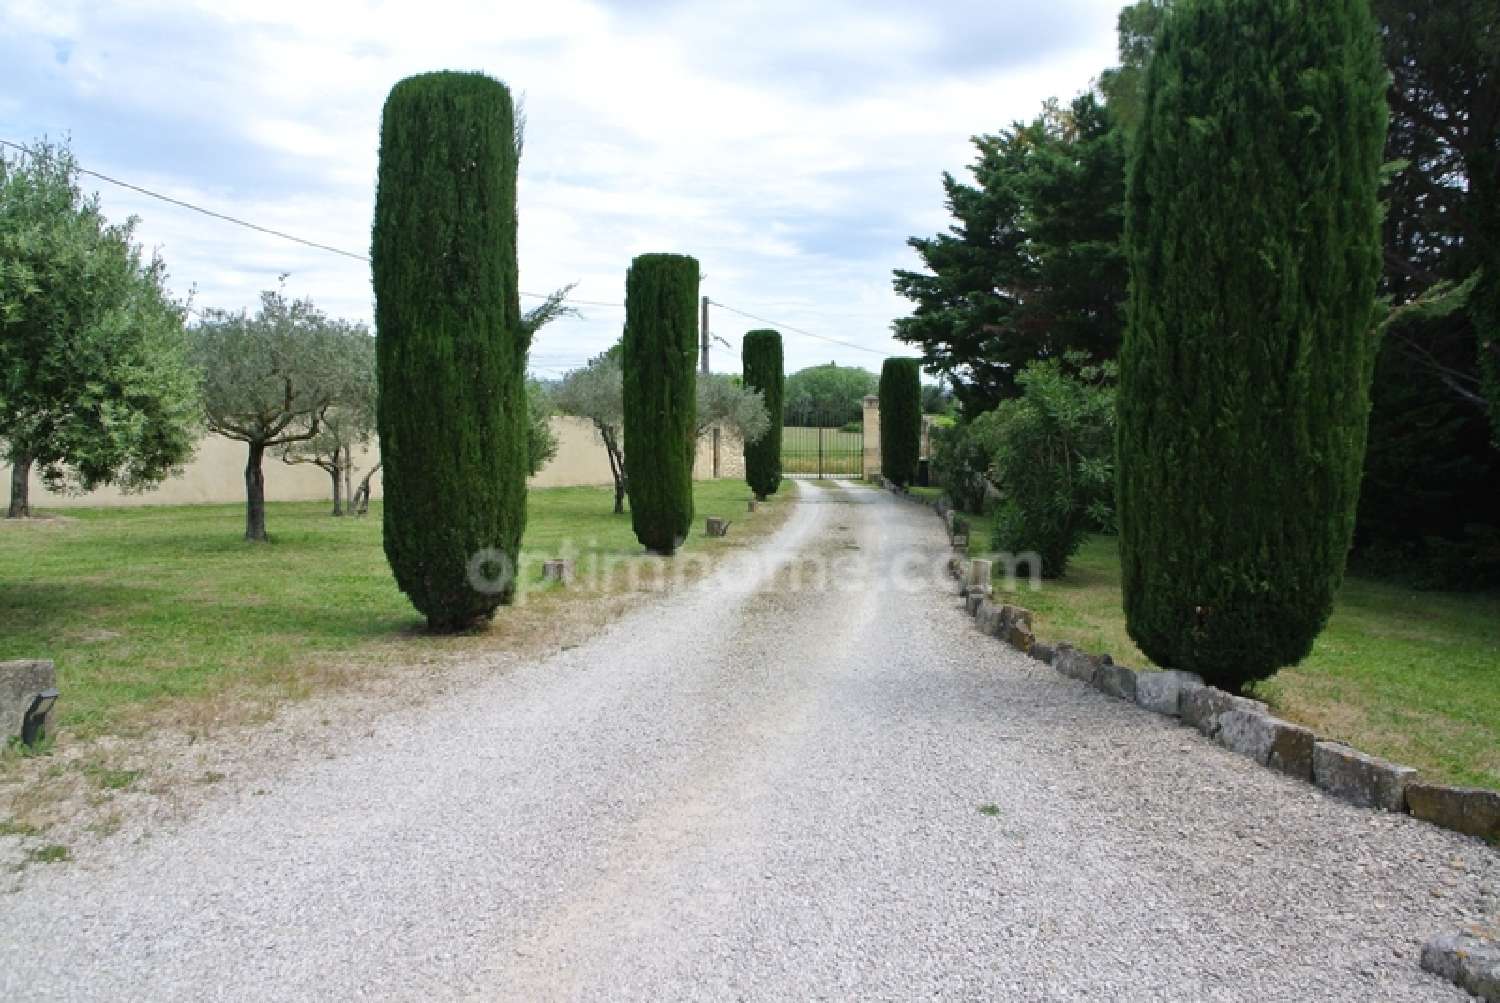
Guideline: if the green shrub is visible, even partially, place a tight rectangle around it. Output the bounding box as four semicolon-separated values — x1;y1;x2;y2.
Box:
929;421;990;514
623;253;699;554
1118;0;1387;691
978;357;1115;577
879;358;921;486
372;71;529;631
741;329;784;500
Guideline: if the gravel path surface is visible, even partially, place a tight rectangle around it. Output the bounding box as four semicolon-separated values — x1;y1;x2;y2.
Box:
3;481;1496;1001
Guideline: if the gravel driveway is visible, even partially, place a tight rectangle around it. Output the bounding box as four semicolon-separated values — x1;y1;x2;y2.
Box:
3;481;1496;1001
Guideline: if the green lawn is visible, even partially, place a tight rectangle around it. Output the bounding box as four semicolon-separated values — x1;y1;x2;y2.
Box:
975;527;1500;790
0;480;783;742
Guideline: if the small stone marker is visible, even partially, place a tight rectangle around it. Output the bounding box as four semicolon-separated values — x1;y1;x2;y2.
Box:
1;660;57;744
706;517;730;537
541;559;574;585
747;499;759;513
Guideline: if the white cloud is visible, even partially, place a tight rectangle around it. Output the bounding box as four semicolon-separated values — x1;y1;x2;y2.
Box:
1;0;1122;375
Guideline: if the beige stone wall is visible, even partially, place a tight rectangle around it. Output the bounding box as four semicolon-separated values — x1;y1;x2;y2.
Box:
17;417;746;509
862;395;882;479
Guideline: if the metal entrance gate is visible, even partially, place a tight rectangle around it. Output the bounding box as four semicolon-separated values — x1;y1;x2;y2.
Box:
781;413;863;479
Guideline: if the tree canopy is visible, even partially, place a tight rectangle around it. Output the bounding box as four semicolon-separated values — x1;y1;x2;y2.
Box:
783;363;876;426
891;92;1127;417
0;139;200;517
194;288;363;540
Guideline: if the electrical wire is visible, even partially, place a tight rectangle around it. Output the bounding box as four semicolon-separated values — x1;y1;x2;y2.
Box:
0;137;624;307
707;299;887;356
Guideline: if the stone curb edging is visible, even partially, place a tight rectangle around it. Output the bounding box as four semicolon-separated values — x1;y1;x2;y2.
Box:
918;489;1500;998
925;511;1500;848
1421;930;1500;1001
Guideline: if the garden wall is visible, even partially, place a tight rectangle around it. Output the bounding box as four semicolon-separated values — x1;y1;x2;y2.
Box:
15;418;745;509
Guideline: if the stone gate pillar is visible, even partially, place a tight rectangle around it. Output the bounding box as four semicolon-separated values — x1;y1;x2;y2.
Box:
862;394;881;480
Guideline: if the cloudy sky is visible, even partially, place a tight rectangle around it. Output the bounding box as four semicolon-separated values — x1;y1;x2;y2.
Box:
2;0;1123;378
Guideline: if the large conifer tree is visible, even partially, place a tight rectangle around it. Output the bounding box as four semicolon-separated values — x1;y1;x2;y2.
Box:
623;254;699;554
741;329;784;500
879;358;922;488
1117;0;1387;690
372;71;528;631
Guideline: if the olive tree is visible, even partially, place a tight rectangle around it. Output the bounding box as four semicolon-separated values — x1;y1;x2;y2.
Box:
555;350;627;513
0;139;199;517
194;289;355;541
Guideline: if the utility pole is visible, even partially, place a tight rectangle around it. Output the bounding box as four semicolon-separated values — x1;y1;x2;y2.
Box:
701;295;721;477
700;295;710;374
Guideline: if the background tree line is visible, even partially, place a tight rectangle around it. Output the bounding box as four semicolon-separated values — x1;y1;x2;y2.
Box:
902;0;1500;590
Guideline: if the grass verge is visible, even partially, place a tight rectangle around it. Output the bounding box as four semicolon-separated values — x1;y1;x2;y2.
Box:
972;526;1500;791
0;480;787;744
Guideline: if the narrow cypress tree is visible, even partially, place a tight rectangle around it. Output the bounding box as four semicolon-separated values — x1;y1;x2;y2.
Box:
879;358;922;487
741;329;784;500
372;71;529;631
623;254;699;554
1117;0;1387;690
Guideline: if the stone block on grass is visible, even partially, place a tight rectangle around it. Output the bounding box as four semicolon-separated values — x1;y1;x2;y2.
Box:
1;660;57;743
1055;647;1109;687
1030;642;1055;664
1312;741;1417;813
975;600;1005;637
1003;621;1035;654
1216;709;1316;780
1094;662;1139;702
1181;686;1267;740
1406;783;1500;843
1134;670;1204;717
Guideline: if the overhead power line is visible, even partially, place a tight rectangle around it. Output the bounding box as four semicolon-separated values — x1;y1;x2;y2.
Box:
0;137;626;307
708;299;887;356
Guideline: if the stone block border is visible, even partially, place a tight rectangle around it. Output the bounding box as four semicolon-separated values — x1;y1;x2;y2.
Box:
1421;931;1500;1001
905;486;1500;996
917;497;1499;848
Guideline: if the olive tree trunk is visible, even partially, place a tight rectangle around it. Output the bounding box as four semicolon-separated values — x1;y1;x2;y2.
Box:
7;453;32;519
245;441;269;542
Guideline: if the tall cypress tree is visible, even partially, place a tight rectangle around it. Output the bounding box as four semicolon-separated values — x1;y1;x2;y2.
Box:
1117;0;1387;691
741;329;784;500
623;254;699;554
372;71;529;631
879;358;922;487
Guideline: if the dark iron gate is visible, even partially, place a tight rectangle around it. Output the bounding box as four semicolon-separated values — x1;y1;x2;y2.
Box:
781;412;863;479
